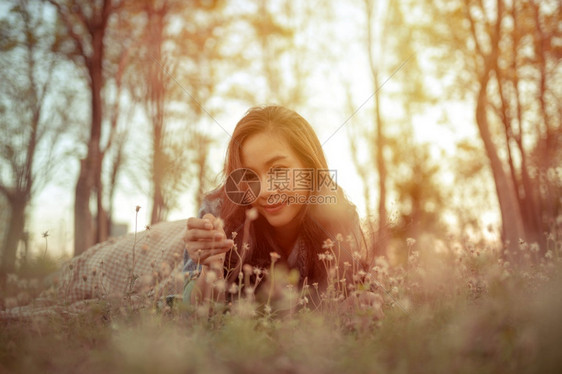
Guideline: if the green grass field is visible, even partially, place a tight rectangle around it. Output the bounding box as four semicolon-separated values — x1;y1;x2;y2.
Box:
1;236;561;374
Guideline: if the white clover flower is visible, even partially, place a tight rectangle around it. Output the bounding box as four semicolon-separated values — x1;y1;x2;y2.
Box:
246;207;259;221
228;283;239;294
206;271;217;283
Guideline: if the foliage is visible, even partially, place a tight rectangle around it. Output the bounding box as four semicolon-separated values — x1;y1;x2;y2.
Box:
1;231;561;373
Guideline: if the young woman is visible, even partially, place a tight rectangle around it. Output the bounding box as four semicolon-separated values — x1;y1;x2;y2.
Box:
1;105;366;319
183;105;366;305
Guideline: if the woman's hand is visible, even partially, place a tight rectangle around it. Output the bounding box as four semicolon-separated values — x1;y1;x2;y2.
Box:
184;213;233;268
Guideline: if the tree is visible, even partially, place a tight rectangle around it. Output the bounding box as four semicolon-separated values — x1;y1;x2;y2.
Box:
0;0;68;275
417;0;561;253
346;0;434;259
123;0;228;224
48;0;126;255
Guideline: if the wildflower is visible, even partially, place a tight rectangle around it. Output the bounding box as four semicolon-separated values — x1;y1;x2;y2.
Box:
206;271;217;283
352;251;361;260
530;243;540;253
335;233;344;242
545;250;553;259
231;231;238;239
243;264;253;275
253;267;262;275
228;283;239;294
145;225;151;231
318;253;326;261
375;256;389;269
135;205;141;212
242;243;250;251
246;207;259;221
322;238;334;250
215;279;226;293
406;238;416;247
42;230;49;238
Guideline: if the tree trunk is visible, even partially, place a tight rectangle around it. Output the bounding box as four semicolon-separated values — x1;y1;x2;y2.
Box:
374;74;388;254
73;1;109;255
151;120;165;225
0;197;26;275
475;79;525;252
74;158;94;256
365;0;388;255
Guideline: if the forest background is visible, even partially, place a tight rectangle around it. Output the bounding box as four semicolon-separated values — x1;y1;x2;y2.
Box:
0;0;560;276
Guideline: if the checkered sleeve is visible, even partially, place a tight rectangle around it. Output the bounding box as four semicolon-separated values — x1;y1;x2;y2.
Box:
1;220;188;320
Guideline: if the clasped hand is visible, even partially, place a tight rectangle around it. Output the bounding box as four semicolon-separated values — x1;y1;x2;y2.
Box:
183;213;233;267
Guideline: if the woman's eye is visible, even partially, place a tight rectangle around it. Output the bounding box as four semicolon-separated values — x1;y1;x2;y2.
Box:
245;173;259;181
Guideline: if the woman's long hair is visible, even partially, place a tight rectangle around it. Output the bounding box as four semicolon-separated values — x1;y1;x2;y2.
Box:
205;106;366;287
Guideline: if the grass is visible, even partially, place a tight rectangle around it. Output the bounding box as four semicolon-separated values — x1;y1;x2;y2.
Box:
1;233;561;374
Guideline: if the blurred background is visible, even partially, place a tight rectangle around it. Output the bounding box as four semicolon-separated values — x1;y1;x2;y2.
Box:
0;0;560;276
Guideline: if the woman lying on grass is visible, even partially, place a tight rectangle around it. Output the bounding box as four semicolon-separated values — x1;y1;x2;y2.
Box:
182;105;368;310
1;105;371;319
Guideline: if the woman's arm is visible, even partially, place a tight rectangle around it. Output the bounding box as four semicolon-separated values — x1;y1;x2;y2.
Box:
183;214;232;306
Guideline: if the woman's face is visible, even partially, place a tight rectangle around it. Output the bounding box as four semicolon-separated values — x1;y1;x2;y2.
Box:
240;131;309;230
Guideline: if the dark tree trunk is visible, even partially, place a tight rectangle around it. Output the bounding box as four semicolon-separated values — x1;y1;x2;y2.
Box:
1;197;26;275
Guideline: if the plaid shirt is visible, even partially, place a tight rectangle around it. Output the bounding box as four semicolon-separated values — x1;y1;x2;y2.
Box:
1;220;188;320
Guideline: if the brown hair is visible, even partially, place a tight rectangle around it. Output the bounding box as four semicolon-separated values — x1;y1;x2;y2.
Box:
205;106;366;288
